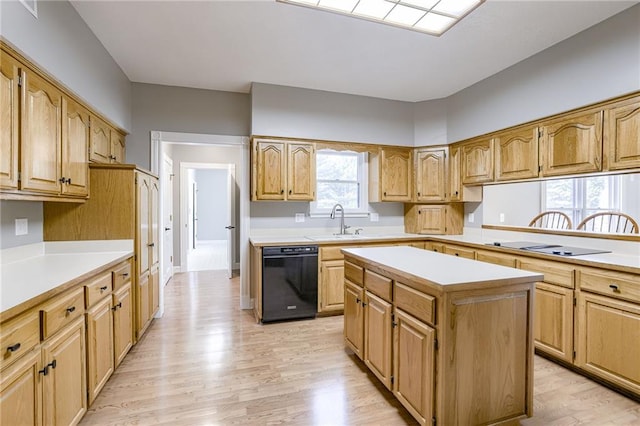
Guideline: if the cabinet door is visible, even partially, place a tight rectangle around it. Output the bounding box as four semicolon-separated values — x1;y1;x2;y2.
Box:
415;148;447;202
137;173;151;276
42;317;87;426
448;145;462;201
89;116;112;163
494;126;539;181
417;205;446;234
110;130;126;164
393;309;435;426
0;51;20;190
319;259;345;313
576;291;640;395
364;291;393;390
534;282;574;363
380;148;412;202
61;97;89;197
540;110;603;177
287;143;315;201
0;348;42;426
344;279;364;359
462;138;494;184
137;272;151;337
21;69;62;194
606;97;640;171
113;283;133;368
150;177;160;267
254;140;286;200
150;264;160;317
86;297;114;405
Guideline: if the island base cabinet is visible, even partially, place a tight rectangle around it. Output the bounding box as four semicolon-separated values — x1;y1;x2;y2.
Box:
534;283;574;363
364;291;392;390
0;349;42;426
42;317;87;426
343;280;364;359
393;309;434;426
576;292;640;395
442;287;531;424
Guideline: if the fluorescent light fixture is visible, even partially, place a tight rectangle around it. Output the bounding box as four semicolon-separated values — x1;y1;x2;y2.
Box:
277;0;484;36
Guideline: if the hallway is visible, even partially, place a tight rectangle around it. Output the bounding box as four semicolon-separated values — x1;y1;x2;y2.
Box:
80;272;639;425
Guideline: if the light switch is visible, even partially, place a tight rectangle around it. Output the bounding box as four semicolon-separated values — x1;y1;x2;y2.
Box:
15;218;28;236
468;213;475;223
370;213;379;222
499;213;505;223
295;213;305;223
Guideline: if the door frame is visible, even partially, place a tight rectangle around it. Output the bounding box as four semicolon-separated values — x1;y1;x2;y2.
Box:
161;153;174;286
151;132;251;310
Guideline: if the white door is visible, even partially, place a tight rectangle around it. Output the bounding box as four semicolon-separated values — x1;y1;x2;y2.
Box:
225;165;236;278
162;154;174;284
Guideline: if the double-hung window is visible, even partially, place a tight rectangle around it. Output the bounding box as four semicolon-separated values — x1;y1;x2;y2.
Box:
310;149;369;216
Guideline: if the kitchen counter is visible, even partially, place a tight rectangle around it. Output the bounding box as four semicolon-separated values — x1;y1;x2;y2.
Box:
1;240;134;320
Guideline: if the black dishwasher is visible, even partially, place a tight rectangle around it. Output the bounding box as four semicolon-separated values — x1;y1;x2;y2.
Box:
262;245;318;322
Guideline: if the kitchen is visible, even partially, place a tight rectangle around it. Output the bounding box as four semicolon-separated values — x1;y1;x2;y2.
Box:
2;1;640;425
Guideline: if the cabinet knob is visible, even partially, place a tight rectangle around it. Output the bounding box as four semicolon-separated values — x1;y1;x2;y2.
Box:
7;343;21;352
148;243;155;247
66;178;72;184
356;298;361;304
417;192;421;197
454;253;459;256
122;273;129;277
281;189;284;194
100;286;108;292
59;177;66;183
66;306;76;314
383;192;387;197
289;189;292;195
609;284;619;292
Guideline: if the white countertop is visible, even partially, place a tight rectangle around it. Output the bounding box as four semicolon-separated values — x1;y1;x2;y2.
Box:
1;240;134;314
343;246;543;288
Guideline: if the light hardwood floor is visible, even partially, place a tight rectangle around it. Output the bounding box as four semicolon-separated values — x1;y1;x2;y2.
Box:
80;271;639;425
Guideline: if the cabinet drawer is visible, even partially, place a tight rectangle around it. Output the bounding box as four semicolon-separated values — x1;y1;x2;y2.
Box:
0;310;40;370
394;282;435;326
40;287;84;339
364;270;392;302
320;246;344;261
578;268;640;304
112;261;132;291
518;258;574;289
345;261;363;286
443;245;475;259
476;251;517;268
85;271;113;308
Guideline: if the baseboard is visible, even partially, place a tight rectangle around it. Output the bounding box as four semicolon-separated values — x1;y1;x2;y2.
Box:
240;296;253;310
173;265;182;273
234;262;240;269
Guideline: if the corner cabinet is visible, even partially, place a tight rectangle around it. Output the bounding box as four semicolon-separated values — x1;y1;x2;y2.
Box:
252;139;315;201
370;147;413;202
414;147;447;202
540;109;603;177
605;95;640;171
494;125;540;181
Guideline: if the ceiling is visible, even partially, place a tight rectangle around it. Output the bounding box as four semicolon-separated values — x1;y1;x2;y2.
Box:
70;0;637;102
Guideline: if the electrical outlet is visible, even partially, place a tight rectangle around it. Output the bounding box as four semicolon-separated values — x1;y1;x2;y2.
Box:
468;213;475;223
370;213;379;222
295;213;305;223
499;213;505;223
15;218;28;236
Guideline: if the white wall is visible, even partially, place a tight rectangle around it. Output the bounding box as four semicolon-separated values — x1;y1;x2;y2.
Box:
0;0;132;130
482;182;542;227
0;201;43;249
414;98;448;146
251;83;415;146
446;4;640;143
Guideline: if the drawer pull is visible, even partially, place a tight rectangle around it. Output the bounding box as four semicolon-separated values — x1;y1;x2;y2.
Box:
111;302;123;311
7;343;21;352
66;306;76;314
454;253;459;256
356;298;361;304
100;286;108;291
38;360;57;376
122;273;129;277
148;243;155;247
609;284;620;292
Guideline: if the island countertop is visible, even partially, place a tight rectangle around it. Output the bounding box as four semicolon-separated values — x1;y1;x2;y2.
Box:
342;246;543;292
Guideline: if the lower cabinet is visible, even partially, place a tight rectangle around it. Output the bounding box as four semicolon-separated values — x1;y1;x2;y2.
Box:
86;296;114;405
393;308;435;426
113;282;133;368
442;244;475;259
533;282;574;363
363;291;393;390
137;272;151;336
0;348;42;426
343;279;364;359
319;259;345;313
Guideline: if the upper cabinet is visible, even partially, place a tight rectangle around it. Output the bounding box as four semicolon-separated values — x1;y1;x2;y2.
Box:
414;147;447;202
252;138;315;201
494;125;540;181
370;147;412;202
89;116;126;164
61;97;90;197
540;110;603;177
461;137;494;185
449;144;482;202
0;51;20;190
605;95;640;171
110;130;126;164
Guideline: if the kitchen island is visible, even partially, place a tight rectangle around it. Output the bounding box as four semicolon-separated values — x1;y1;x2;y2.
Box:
342;246;543;426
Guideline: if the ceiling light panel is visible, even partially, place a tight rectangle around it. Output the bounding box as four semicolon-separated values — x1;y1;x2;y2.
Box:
277;0;485;36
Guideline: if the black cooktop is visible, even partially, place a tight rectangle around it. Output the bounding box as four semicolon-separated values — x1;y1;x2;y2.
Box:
485;241;611;257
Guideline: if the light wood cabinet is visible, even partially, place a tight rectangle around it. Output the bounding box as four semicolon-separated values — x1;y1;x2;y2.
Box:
61;97;90;197
404;204;464;235
0;348;42;426
41;317;87;426
86;296;114;405
393;308;435;426
110;129;126;164
605;95;640;171
540;110;603;177
0;50;21;190
89;116;125;164
344;279;364;360
113;281;133;368
494;126;539;181
442;244;475;259
414;147;447;202
448;145;482;202
461;137;494;184
252;139;315;201
475;250;517;267
364;291;393;390
319;259;345;313
370;147;413;202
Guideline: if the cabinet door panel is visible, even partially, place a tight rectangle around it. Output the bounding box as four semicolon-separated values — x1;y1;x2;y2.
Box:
113;283;133;368
254;141;285;200
534;283;574;363
364;291;392;390
0;349;42;426
21;70;62;194
86;297;114;405
110;130;126;164
150;178;160;266
606;97;640;170
495;126;539;181
137;173;150;275
380;148;412;201
541;111;603;176
415;148;446;202
319;260;344;312
344;280;364;359
287;143;315;200
393;309;435;425
462;138;493;184
151;264;160;317
137;272;151;337
417;205;446;234
61;97;89;197
89;117;111;163
0;52;20;189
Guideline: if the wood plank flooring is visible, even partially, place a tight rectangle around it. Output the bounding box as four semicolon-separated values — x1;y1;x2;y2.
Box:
80;271;639;425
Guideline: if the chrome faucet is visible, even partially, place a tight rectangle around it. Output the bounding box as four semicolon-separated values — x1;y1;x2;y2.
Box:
330;203;350;234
